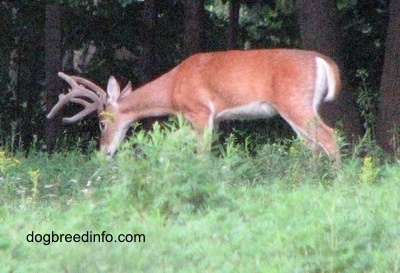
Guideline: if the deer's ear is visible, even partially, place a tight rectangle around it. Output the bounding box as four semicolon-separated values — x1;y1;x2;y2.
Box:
120;81;132;100
107;76;120;104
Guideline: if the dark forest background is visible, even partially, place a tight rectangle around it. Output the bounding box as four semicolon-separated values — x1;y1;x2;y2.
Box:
0;0;399;156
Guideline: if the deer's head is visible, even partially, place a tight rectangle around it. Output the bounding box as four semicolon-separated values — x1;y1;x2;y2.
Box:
47;72;133;155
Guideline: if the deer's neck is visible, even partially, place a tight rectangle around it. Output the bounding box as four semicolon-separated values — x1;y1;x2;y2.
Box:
120;67;179;120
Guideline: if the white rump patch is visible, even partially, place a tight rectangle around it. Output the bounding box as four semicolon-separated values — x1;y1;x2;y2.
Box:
313;57;336;113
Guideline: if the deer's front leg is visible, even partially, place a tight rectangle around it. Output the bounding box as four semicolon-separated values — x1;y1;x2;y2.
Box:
184;109;216;155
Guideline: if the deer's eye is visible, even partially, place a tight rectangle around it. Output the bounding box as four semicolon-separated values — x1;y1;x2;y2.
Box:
99;121;106;132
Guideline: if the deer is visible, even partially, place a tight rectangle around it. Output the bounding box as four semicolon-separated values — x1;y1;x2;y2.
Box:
47;49;341;162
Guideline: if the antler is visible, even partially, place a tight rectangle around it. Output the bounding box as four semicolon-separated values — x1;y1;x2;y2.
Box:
47;72;107;123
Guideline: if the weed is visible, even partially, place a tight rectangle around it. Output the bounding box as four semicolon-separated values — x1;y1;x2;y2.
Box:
0;149;20;179
28;169;40;201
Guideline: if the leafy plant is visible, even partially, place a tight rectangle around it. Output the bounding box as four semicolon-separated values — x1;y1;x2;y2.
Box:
0;149;20;179
356;68;379;139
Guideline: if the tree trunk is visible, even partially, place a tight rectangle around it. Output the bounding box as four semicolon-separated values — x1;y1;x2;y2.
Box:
228;0;240;49
295;0;364;147
183;0;205;57
13;3;44;153
138;0;156;84
376;0;400;155
45;3;63;152
15;53;37;153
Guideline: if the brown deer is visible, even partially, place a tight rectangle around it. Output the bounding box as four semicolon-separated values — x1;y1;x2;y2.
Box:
47;49;341;161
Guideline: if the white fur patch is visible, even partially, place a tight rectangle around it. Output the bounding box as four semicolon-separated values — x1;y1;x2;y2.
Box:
216;101;277;121
104;121;131;155
313;57;337;113
208;101;217;129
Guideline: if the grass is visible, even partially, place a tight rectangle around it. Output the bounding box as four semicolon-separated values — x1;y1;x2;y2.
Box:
1;121;400;272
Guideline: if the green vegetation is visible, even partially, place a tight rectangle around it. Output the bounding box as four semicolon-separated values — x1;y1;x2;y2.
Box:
1;121;400;272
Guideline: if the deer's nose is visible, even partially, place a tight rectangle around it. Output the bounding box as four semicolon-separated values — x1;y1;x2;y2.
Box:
103;146;116;157
100;145;112;156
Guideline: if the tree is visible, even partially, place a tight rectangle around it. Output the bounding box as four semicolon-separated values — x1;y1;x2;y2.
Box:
45;3;63;152
376;0;400;155
11;2;45;152
228;0;240;49
295;0;364;147
183;0;205;56
137;0;156;84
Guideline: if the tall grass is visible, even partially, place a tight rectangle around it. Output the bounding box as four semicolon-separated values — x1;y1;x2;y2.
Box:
1;120;400;272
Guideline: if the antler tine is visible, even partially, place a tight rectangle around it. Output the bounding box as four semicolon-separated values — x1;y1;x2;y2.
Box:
46;89;103;123
46;72;105;123
61;98;98;123
71;75;107;103
46;93;68;119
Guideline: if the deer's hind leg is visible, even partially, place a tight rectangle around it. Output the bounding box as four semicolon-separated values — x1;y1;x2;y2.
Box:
279;107;339;161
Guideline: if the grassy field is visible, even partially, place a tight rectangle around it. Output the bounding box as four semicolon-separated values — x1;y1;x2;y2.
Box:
1;123;400;272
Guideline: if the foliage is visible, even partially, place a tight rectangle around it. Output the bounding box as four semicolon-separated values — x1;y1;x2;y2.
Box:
356;68;379;139
341;0;388;87
240;1;300;48
0;122;400;272
0;150;20;179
